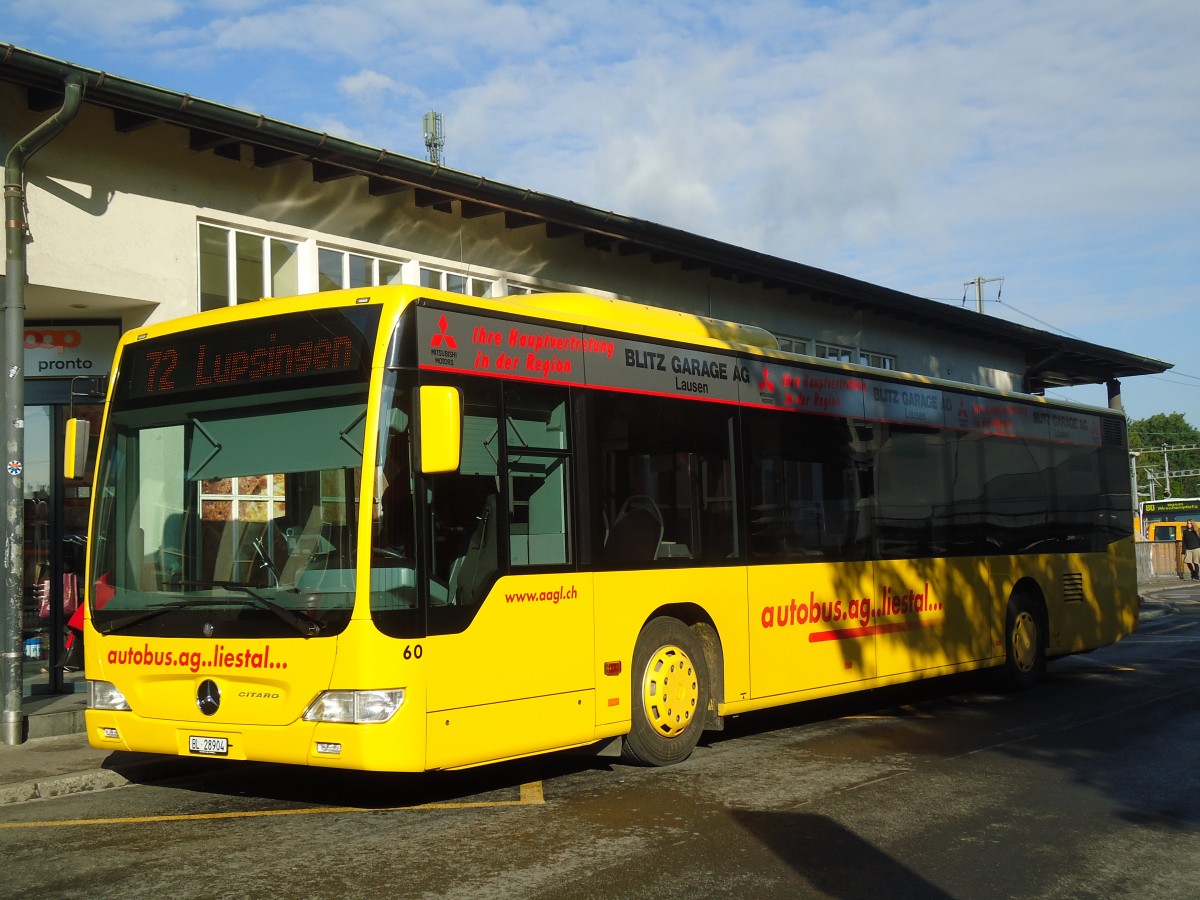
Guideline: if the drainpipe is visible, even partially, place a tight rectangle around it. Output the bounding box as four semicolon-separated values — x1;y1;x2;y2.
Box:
2;74;85;746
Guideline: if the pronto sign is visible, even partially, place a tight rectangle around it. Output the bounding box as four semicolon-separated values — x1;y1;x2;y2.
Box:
23;324;121;378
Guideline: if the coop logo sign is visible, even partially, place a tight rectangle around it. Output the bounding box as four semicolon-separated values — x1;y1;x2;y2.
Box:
23;325;120;378
26;329;82;353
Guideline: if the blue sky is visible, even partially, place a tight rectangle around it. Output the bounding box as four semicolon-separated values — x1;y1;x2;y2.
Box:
7;0;1200;427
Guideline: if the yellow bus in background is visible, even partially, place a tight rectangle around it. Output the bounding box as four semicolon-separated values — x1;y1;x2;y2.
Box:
75;285;1138;771
1138;499;1200;542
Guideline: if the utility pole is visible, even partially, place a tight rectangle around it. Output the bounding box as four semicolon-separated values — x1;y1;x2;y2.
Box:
1130;451;1141;511
964;276;1004;314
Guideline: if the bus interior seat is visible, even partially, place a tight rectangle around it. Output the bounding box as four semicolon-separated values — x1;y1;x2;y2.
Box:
209;517;271;584
605;495;664;562
449;493;499;606
280;507;328;585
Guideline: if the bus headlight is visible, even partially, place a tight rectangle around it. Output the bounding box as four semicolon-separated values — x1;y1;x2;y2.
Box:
88;680;131;711
302;689;405;724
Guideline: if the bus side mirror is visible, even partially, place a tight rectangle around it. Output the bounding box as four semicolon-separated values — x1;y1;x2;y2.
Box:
417;385;461;474
64;418;90;480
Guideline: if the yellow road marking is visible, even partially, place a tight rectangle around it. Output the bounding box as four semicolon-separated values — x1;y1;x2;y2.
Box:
0;781;545;829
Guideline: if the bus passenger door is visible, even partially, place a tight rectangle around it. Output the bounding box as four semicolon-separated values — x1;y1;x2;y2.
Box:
421;381;595;769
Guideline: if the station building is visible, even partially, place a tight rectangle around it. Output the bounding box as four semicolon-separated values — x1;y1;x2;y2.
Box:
0;44;1169;708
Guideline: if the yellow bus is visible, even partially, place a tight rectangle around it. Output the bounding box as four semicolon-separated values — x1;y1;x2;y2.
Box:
73;285;1138;770
1138;499;1200;542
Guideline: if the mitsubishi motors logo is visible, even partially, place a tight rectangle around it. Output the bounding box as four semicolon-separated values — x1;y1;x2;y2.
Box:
427;313;461;367
759;366;776;394
430;315;458;349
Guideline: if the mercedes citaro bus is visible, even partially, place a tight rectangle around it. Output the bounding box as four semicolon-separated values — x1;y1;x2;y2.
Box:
67;285;1138;771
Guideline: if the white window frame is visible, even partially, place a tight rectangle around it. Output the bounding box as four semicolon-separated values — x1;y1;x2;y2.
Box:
317;245;408;290
196;220;601;310
859;350;896;370
814;341;895;370
775;333;810;355
198;222;301;311
419;264;495;298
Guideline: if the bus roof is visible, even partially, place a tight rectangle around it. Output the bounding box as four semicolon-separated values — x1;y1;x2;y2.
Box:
120;284;1127;421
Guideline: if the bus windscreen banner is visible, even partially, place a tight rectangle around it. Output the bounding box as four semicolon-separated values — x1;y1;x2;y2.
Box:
416;305;1103;447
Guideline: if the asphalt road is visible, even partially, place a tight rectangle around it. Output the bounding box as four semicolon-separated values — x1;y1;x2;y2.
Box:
2;590;1198;899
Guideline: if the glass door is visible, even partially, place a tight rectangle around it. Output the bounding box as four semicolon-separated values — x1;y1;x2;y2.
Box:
22;406;54;692
21;402;102;695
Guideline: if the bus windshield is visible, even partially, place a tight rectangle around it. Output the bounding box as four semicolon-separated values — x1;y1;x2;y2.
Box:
90;393;373;637
88;305;383;638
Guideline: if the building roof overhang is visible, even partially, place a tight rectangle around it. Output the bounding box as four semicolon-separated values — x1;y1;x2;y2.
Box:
1;43;1171;391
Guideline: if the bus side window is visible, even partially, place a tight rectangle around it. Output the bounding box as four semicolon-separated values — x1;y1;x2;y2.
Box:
592;392;737;565
747;410;861;561
505;384;571;567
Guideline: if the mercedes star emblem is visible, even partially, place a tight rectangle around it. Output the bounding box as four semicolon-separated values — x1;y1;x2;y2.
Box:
196;679;221;716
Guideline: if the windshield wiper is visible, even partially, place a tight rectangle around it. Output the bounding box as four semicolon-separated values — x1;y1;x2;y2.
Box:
98;582;323;637
96;601;197;634
179;580;324;637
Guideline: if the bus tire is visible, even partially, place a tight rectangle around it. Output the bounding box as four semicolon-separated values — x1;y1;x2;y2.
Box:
1002;592;1045;689
622;617;710;767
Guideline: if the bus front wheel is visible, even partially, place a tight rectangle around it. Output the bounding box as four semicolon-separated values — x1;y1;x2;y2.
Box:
623;616;710;767
1003;593;1045;689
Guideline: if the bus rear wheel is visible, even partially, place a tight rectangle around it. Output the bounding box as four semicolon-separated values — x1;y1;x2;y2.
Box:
1003;592;1045;689
622;617;710;767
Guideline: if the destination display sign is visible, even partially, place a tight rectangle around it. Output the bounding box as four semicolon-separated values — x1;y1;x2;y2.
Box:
416;304;1104;446
1143;500;1200;515
118;307;380;404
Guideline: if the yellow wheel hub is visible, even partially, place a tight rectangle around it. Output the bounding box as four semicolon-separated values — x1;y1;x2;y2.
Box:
641;643;699;738
1011;610;1038;673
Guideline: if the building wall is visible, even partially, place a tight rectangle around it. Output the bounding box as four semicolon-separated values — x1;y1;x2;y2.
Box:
3;82;1023;390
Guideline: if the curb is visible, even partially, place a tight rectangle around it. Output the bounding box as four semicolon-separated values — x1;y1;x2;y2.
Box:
0;752;230;806
0;767;134;805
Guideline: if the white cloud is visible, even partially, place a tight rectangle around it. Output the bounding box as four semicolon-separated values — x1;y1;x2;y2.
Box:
7;0;187;45
339;69;422;104
8;0;1200;420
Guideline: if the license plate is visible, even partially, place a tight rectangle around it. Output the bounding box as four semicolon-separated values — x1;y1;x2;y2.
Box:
189;735;229;756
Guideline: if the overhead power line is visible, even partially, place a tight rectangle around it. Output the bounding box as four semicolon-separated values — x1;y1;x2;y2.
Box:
934;289;1200;391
